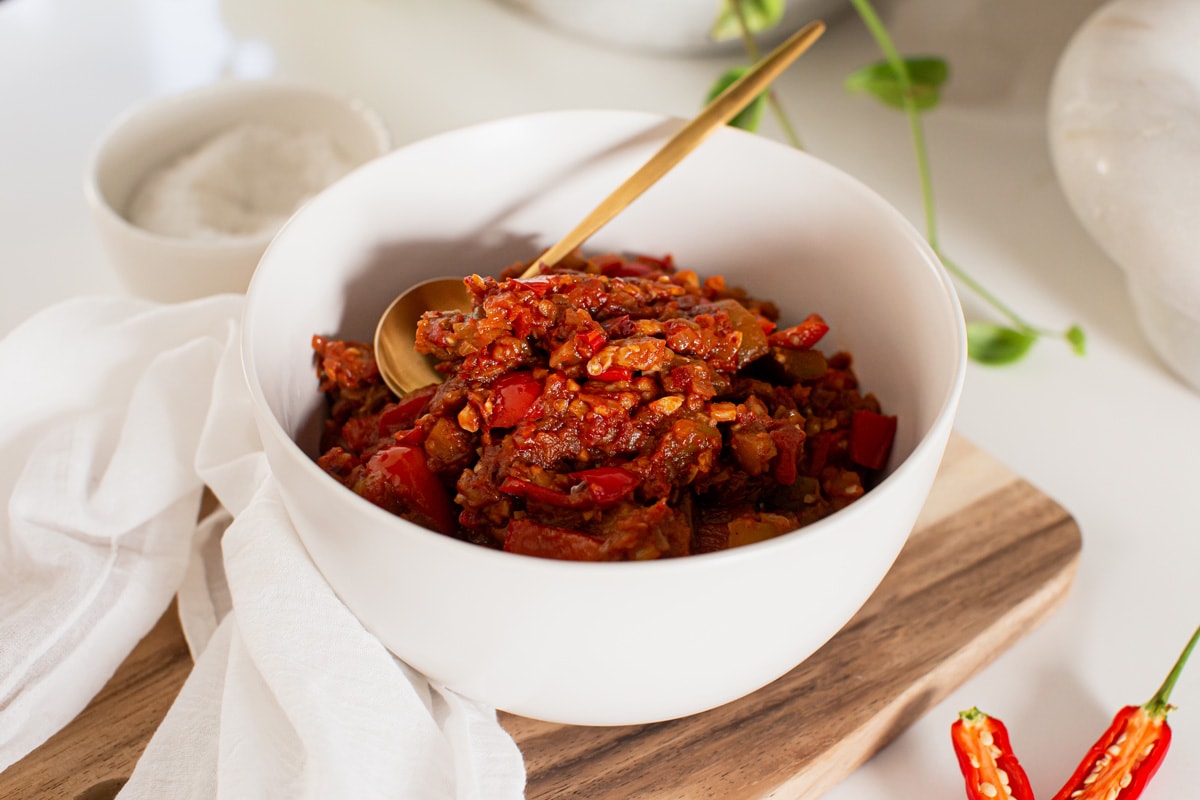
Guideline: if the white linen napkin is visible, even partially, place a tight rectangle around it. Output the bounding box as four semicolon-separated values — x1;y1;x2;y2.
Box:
0;295;525;799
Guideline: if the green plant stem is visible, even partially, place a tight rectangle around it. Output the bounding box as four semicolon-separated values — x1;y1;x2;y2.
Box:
731;0;805;150
846;0;937;249
846;0;1065;340
937;250;1042;337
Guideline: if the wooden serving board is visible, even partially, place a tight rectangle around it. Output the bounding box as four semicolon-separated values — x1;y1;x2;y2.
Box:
0;434;1082;800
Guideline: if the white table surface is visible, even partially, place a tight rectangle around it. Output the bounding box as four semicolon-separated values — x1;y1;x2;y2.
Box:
2;0;1197;797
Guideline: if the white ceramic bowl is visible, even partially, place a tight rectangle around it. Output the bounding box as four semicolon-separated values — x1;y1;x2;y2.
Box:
243;109;966;725
86;79;390;303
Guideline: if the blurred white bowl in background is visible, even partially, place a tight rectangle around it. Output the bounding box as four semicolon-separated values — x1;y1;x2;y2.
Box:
494;0;848;55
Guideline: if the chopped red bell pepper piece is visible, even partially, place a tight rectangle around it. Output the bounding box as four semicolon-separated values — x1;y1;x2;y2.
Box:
377;385;437;436
488;371;543;429
769;425;804;486
498;476;576;508
504;519;603;561
591;366;633;382
768;313;829;350
848;409;897;470
568;466;640;505
367;444;456;535
500;466;639;509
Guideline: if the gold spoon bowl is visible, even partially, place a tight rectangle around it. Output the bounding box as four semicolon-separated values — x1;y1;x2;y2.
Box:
373;20;825;396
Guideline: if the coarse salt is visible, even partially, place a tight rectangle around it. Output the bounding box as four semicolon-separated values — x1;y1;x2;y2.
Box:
126;122;353;241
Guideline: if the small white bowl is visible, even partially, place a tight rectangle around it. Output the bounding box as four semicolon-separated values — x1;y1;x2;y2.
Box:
243;109;966;725
86;79;390;303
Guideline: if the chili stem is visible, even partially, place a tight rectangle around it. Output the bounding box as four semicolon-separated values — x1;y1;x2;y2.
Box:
1145;624;1200;716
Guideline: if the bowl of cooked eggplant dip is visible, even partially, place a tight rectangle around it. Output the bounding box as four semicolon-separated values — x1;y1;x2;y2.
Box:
242;109;966;726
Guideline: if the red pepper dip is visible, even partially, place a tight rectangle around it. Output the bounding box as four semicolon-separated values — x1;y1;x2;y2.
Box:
312;252;896;561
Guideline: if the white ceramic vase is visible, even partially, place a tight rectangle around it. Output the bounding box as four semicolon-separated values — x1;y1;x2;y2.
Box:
1048;0;1200;390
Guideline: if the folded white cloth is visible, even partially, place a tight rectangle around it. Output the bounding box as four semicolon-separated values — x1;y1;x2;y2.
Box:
0;296;525;799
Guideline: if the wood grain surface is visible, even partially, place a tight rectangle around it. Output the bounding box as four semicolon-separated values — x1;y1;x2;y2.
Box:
0;434;1081;799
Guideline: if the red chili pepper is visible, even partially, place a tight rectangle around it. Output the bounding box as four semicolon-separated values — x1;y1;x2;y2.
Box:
500;467;639;509
488;371;542;429
377;385;437;435
514;275;553;295
367;444;456;535
568;466;639;505
591;366;633;382
952;707;1036;800
848;409;897;470
767;313;829;349
504;519;603;561
498;476;576;508
1049;624;1200;800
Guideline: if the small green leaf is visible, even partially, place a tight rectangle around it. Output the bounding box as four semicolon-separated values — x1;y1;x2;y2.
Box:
1065;325;1087;356
966;323;1037;365
706;66;768;132
845;57;949;112
710;0;786;42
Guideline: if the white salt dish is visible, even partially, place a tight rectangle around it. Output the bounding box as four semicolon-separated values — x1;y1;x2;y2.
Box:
242;109;966;726
1048;0;1200;391
86;79;391;303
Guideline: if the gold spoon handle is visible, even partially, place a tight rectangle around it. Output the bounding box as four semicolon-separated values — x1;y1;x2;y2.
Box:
522;19;826;278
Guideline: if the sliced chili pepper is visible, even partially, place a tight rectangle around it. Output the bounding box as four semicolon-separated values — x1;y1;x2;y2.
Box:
498;476;576;508
1049;624;1200;800
591;366;633;382
487;371;542;429
377;385;437;436
568;466;640;505
504;518;603;561
767;313;829;350
514;275;553;295
501;467;640;509
952;707;1035;800
576;327;608;353
392;427;424;446
848;409;897;471
367;444;456;536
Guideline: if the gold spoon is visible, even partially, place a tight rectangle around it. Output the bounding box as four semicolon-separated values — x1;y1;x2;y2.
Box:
374;20;826;396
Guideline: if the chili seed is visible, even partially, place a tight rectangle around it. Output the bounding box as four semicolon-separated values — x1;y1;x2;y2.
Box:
1106;745;1122;757
978;781;998;798
1120;773;1132;788
997;769;1010;786
968;754;980;769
